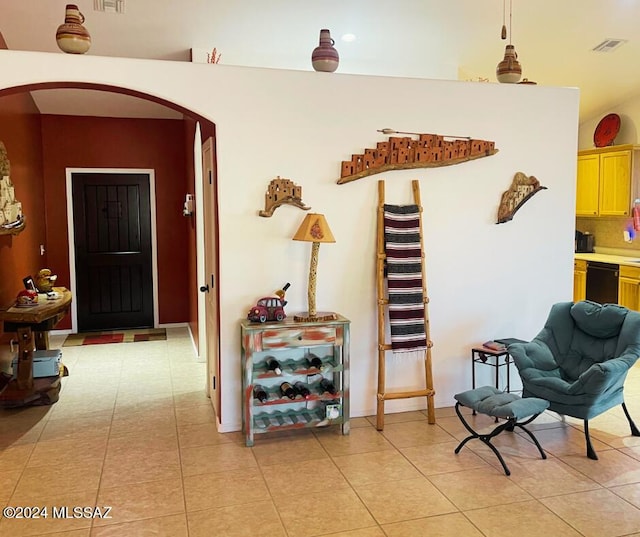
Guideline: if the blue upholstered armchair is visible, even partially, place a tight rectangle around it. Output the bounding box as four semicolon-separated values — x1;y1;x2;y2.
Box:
509;300;640;459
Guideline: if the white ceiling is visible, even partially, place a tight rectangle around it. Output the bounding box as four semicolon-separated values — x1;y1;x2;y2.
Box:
2;0;640;122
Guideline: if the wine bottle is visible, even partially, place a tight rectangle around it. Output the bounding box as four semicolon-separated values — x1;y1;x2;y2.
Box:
307;353;324;370
294;381;311;399
265;357;282;375
319;378;336;395
275;282;291;306
253;384;268;403
280;381;297;400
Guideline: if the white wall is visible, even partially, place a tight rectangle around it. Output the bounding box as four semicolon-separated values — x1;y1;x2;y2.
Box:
579;98;640;150
0;51;580;430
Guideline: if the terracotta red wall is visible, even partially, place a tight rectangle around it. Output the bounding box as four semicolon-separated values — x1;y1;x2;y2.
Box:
0;93;45;339
40;115;190;329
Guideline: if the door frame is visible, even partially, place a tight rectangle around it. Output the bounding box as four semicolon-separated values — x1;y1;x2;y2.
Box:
193;124;207;363
200;136;221;418
65;168;159;333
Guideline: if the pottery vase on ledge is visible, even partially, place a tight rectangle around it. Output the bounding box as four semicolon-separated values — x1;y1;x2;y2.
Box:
311;29;339;72
496;44;522;83
56;4;91;54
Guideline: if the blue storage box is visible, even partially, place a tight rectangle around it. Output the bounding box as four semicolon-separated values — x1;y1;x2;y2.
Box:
11;349;62;379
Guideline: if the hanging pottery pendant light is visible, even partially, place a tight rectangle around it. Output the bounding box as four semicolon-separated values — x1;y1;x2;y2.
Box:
497;46;522;83
496;0;522;83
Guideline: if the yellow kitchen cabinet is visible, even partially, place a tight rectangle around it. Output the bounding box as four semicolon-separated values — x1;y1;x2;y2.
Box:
573;259;587;302
600;150;632;215
576;155;599;216
576;145;639;217
619;265;640;311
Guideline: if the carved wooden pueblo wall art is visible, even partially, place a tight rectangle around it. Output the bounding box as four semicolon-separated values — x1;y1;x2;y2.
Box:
338;133;498;184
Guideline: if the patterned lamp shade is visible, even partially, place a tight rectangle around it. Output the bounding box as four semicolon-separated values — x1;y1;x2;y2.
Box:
292;213;335;243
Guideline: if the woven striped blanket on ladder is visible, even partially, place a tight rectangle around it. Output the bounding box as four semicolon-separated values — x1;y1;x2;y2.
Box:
383;204;427;354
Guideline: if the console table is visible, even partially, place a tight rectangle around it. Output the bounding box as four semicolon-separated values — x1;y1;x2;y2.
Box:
0;287;71;406
1;287;71;350
241;315;350;447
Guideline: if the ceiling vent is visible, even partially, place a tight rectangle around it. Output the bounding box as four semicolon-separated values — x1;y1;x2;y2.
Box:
592;39;627;52
94;0;126;13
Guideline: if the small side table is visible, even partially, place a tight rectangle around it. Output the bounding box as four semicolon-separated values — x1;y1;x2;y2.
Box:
471;339;527;394
472;346;512;394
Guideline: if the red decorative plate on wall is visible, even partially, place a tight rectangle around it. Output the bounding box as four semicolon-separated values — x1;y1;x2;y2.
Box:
594;113;621;147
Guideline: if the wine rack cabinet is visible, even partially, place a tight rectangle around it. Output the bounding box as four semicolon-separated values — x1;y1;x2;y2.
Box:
240;315;350;447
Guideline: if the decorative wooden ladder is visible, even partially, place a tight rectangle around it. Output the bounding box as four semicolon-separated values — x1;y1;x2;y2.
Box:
376;179;436;430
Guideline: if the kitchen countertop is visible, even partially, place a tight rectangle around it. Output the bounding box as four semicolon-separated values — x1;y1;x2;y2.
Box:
575;249;640;267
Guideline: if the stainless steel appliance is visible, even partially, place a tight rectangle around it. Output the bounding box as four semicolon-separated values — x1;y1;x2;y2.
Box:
586;262;618;304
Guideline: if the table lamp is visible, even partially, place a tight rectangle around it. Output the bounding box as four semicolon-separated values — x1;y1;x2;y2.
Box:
292;213;337;322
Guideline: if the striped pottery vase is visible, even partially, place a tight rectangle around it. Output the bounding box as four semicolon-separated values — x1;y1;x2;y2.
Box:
496;44;522;83
56;4;91;54
311;29;339;73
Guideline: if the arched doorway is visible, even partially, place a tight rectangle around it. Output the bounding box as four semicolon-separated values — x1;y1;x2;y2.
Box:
0;82;221;416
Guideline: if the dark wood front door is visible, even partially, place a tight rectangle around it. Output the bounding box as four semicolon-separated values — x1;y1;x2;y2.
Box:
72;172;154;332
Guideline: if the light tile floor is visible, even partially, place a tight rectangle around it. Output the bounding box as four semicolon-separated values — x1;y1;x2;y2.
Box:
2;328;640;536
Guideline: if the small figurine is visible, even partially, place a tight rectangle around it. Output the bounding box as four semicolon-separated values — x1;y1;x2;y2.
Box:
247;283;290;323
36;268;57;292
16;289;38;307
